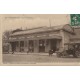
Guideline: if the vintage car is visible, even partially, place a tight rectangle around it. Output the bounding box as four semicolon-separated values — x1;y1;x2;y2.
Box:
56;43;80;58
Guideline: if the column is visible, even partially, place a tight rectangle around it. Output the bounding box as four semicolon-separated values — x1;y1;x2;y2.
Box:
45;39;50;53
9;43;12;52
18;41;20;52
60;30;64;51
34;40;39;53
27;40;29;52
24;40;28;52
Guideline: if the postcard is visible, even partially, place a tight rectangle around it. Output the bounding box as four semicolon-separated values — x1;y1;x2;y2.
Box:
0;14;80;66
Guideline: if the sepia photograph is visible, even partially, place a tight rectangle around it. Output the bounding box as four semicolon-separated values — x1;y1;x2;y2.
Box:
1;14;80;65
1;1;80;80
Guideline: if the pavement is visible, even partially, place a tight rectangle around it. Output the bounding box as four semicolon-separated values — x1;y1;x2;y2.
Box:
3;52;57;56
2;52;80;64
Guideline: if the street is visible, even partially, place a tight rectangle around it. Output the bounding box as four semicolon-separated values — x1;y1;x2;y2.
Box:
2;52;80;64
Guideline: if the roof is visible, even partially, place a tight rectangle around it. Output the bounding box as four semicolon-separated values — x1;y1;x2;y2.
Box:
10;24;74;36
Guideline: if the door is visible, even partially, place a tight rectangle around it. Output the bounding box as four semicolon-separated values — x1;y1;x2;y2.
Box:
39;40;45;52
11;42;16;52
20;41;24;52
50;39;57;53
28;40;34;52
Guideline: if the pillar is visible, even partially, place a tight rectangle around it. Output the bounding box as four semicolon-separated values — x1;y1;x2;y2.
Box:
60;30;65;51
9;43;12;52
18;41;20;52
34;40;39;53
24;40;28;52
45;39;50;53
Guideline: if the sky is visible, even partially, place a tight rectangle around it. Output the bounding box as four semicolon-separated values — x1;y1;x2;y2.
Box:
1;14;70;32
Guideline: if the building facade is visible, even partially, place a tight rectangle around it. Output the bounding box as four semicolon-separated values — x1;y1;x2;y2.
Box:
70;28;80;48
9;24;75;53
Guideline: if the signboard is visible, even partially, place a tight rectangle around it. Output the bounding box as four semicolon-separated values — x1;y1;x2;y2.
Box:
70;14;80;26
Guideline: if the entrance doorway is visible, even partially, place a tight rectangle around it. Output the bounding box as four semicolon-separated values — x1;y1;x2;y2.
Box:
11;42;17;52
10;41;18;52
28;40;34;52
39;40;45;52
50;39;57;53
20;41;24;52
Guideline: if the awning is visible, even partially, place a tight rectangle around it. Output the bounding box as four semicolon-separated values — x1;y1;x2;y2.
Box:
9;35;62;42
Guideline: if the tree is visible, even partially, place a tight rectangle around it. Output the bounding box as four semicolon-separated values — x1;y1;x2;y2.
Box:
2;30;11;43
2;30;12;53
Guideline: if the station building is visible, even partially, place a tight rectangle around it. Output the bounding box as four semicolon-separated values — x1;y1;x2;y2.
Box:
70;28;80;47
9;24;79;53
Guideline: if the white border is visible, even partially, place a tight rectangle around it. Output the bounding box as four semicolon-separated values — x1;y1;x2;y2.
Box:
0;0;80;14
0;66;80;80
